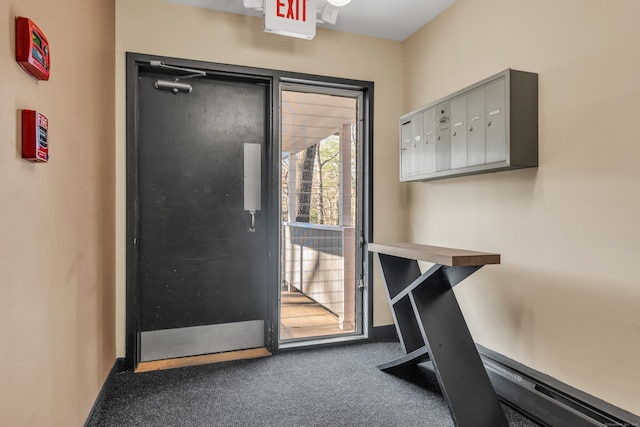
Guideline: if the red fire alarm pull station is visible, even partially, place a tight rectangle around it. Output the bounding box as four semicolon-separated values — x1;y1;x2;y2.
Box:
16;17;50;81
22;110;49;162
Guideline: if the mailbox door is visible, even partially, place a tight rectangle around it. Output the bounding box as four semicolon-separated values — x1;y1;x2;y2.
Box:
485;78;507;164
423;107;436;174
466;87;485;166
435;102;451;172
411;112;424;176
401;119;413;179
450;95;467;169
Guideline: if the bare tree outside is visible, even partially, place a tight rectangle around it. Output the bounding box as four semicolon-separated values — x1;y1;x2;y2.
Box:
295;145;316;223
283;130;355;227
315;135;340;225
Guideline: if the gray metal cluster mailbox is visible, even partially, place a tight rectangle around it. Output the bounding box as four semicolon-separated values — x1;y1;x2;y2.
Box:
400;69;538;182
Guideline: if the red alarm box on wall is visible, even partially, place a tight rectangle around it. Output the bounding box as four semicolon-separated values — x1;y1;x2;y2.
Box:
15;17;50;81
22;110;49;162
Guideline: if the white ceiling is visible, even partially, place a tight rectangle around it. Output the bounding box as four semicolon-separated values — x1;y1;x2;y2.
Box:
164;0;457;41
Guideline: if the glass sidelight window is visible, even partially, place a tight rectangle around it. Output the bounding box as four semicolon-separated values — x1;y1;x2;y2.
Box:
279;85;364;343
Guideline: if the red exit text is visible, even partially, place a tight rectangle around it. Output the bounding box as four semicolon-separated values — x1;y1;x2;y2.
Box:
276;0;307;22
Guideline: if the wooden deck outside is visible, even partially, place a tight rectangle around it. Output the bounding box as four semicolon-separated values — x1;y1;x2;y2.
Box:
280;290;355;341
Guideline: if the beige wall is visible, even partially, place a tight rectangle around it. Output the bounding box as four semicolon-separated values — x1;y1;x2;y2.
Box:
115;0;403;355
403;0;640;414
4;0;637;423
0;0;115;426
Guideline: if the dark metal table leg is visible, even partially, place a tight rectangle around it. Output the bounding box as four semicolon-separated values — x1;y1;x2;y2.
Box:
375;255;509;427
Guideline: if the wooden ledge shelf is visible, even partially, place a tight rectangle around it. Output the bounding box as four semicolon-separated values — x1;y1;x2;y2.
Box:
368;242;500;267
369;242;507;427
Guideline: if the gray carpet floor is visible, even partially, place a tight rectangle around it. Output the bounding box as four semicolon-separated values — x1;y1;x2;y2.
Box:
87;342;542;427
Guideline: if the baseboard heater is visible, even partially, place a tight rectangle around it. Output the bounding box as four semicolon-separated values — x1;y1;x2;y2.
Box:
477;345;640;427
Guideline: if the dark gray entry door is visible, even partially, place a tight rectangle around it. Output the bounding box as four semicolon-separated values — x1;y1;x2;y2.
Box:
136;70;269;361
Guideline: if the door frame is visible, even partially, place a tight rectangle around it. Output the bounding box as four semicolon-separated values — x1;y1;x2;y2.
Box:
125;52;374;370
278;82;366;345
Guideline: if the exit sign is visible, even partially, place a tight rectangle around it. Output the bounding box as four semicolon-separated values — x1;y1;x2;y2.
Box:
264;0;316;40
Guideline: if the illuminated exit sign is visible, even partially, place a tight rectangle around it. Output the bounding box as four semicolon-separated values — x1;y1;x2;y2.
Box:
264;0;316;40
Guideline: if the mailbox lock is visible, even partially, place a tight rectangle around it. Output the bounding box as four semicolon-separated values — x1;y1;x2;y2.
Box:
437;136;441;141
469;127;473;132
453;131;457;136
487;121;492;127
